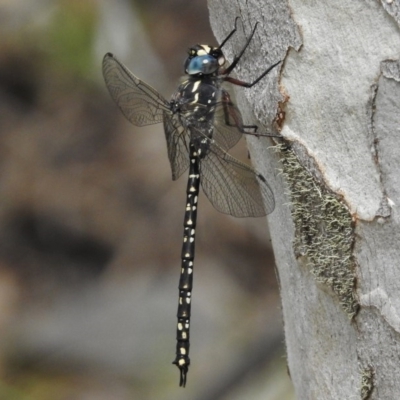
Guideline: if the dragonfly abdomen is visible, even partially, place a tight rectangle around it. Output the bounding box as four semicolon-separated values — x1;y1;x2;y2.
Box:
173;142;200;387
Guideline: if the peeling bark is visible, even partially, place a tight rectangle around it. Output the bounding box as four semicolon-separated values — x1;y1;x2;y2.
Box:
208;0;400;398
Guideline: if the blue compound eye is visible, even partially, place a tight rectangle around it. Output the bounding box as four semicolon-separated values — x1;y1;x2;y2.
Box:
185;55;219;75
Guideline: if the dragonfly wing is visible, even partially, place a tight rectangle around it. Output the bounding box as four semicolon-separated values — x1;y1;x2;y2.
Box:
102;53;171;126
209;87;252;151
210;101;244;150
199;141;274;217
163;112;190;180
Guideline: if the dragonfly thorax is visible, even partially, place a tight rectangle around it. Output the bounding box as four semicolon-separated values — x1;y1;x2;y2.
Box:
170;76;220;159
172;77;220;127
184;44;225;76
173;76;220;106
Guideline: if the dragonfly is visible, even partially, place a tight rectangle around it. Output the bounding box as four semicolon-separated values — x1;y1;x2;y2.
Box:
102;18;280;387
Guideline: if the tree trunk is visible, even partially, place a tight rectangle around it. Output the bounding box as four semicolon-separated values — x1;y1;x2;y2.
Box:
208;0;400;398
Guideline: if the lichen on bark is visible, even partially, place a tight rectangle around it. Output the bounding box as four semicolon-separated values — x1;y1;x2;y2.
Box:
276;143;359;319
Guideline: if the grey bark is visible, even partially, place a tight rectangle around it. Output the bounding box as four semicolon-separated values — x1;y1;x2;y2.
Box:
208;0;400;399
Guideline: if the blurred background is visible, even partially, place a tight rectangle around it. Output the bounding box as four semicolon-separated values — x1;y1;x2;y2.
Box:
0;0;294;399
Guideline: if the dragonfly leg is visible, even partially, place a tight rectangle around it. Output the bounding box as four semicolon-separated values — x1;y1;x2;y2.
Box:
222;21;259;75
221;91;280;138
224;60;281;88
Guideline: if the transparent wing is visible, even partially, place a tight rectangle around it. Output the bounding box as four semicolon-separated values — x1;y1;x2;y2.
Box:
102;53;171;126
163;112;190;180
210;97;244;151
200;141;274;217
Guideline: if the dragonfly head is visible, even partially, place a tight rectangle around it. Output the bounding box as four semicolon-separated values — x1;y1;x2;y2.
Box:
184;45;225;76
